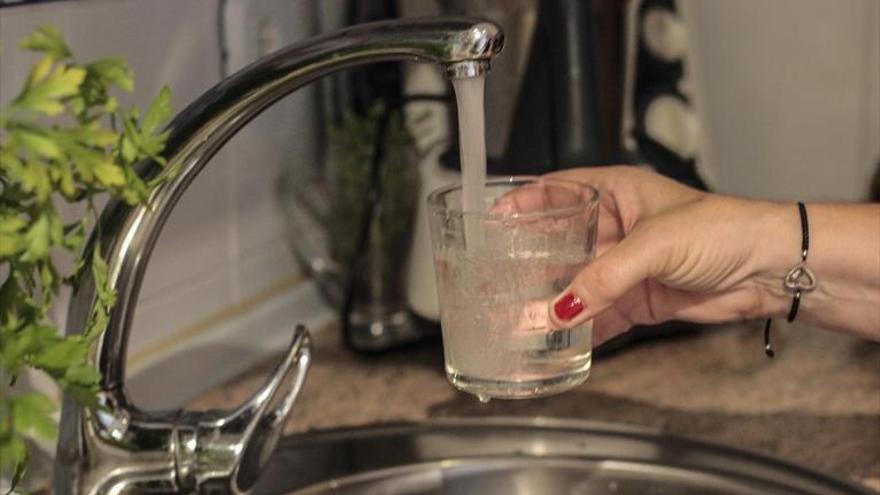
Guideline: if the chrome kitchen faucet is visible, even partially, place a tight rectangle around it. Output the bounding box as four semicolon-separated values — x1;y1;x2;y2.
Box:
54;18;503;494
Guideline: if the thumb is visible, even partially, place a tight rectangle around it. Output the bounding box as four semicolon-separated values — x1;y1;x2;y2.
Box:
549;229;661;328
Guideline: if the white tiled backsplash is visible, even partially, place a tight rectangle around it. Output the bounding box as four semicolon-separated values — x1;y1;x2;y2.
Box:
1;0;335;408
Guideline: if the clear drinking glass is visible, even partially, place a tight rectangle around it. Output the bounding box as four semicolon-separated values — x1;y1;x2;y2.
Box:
428;177;600;400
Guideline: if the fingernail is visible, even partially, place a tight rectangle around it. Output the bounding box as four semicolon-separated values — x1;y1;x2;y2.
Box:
553;292;584;321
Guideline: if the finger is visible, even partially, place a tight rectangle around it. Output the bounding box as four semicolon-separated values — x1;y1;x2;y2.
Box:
490;176;596;215
552;165;704;222
490;182;550;215
548;227;661;329
545;166;629;194
596;209;625;255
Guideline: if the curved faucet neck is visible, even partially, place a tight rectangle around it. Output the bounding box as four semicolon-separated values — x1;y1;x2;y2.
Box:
55;17;503;494
81;17;501;393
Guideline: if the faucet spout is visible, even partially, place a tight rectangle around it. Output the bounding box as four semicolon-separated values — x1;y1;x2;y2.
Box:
55;17;503;494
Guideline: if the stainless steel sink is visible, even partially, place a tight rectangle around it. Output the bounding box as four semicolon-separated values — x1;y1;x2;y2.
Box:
254;418;873;495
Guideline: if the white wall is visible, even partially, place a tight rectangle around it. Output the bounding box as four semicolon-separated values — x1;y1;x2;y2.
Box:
683;0;880;202
0;0;333;408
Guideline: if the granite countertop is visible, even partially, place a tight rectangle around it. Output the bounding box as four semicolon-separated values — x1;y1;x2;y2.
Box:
191;321;880;490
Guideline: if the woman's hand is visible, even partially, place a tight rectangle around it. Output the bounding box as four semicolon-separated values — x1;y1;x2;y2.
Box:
540;166;779;345
501;166;880;345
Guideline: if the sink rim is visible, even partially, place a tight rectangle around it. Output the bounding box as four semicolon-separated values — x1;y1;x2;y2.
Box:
258;416;875;495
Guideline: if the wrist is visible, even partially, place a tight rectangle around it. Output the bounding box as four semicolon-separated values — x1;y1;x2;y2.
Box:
738;201;878;337
748;201;802;319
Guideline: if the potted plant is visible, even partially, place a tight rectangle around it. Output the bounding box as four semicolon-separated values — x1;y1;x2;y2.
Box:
278;100;426;351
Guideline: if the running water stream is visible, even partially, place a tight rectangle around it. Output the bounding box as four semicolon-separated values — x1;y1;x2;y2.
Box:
452;76;487;249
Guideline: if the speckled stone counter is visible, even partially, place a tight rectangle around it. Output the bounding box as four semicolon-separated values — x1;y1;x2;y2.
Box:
191;322;880;490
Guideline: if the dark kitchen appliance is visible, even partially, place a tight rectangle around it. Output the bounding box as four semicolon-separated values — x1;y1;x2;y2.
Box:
439;0;707;190
440;0;620;173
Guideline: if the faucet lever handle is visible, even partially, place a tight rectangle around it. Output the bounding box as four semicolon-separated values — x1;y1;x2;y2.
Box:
178;325;312;494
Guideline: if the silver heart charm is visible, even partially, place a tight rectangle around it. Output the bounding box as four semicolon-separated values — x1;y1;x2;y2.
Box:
784;262;817;292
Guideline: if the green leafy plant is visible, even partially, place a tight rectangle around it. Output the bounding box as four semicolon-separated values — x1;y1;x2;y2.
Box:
0;25;173;487
326;102;422;296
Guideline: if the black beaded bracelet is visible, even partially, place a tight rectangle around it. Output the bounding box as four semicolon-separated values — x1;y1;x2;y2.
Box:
764;202;816;357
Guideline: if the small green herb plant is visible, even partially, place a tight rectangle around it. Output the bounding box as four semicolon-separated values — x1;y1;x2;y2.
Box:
0;26;172;487
326;102;422;296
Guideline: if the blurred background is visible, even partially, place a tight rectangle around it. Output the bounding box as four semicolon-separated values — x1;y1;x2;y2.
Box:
1;0;877;411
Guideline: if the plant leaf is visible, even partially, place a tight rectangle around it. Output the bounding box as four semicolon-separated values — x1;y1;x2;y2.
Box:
11;393;58;440
63;363;100;386
91;156;125;187
141;86;172;136
26;54;55;88
52;158;77;198
67;121;118;148
34;338;86;374
18;25;71;60
39;261;58;307
0;276;24;325
117;167;151;205
1;323;56;374
58;383;99;410
84;304;109;342
103;95;119;113
61;136;126;187
23;158;53;203
14;127;64;160
0;148;25;175
0;431;28;493
91;246;115;309
86;58;134;93
119;109;141;163
11;64;86;116
20;211;51;262
0;213;27;257
0;214;28;235
62;220;86;251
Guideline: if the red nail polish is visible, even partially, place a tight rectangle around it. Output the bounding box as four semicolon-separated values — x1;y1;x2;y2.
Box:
554;293;584;321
